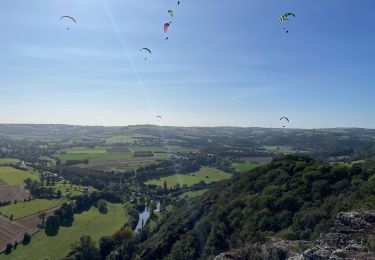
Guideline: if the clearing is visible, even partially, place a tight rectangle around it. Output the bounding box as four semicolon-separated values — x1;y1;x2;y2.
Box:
0;167;38;185
0;199;64;219
146;167;231;188
0;185;30;203
0;202;128;260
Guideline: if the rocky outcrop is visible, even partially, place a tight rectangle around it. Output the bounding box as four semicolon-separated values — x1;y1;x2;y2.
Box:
215;210;375;260
303;210;375;259
214;238;303;260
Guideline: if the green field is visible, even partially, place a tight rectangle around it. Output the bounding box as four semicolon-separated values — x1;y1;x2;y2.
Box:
52;183;96;197
56;145;195;164
179;189;210;199
104;134;155;144
56;148;132;163
0;166;38;185
130;145;197;154
0;158;20;164
0;199;64;219
0;202;128;260
146;167;231;188
231;161;262;172
263;145;294;154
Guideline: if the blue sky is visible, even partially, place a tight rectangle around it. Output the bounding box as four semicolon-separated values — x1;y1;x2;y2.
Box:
0;0;374;128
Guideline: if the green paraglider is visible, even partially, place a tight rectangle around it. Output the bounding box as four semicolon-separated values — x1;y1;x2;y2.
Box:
140;48;151;60
168;10;174;17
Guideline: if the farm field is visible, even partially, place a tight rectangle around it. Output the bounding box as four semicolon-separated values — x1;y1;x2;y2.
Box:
0;199;64;219
56;149;132;163
129;145;197;154
104;133;155;144
231;161;264;172
263;145;294;154
52;183;96;197
0;167;38;185
0;202;128;260
0;158;20;164
78;158;164;172
146;167;231;188
0;185;30;203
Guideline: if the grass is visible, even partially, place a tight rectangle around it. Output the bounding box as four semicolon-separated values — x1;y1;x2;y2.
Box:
52;183;96;197
231;161;262;172
57;150;132;163
0;158;20;164
0;199;64;219
130;146;197;154
56;145;191;164
179;189;210;199
0;166;38;185
145;167;231;188
104;134;155;144
263;145;294;154
0;202;128;260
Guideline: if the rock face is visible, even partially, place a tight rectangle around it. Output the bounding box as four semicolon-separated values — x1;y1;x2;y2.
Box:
214;238;302;260
303;210;375;260
215;210;375;260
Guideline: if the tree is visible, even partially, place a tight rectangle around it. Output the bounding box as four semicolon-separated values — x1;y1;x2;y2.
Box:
149;201;156;218
22;233;31;245
65;235;100;260
5;243;12;254
164;179;168;190
99;236;114;259
97;199;108;214
45;215;60;236
39;212;47;228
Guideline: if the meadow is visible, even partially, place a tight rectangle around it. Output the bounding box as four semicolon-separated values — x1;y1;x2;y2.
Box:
0;199;64;219
56;148;132;163
52;183;96;197
146;167;231;188
0;167;38;185
0;158;20;164
0;202;128;260
104;133;155;144
231;161;262;172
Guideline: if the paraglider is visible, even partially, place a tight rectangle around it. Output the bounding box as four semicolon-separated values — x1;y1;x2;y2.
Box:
280;117;290;128
168;10;174;18
278;12;295;33
140;48;151;60
164;22;170;33
60;16;76;30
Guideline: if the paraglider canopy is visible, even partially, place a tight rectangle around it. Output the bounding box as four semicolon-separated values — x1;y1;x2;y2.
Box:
280;117;290;128
60;16;76;30
280;117;289;122
164;23;170;33
140;48;151;60
278;13;295;25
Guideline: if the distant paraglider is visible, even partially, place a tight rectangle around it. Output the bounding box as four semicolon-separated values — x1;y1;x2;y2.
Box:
278;12;295;33
140;48;151;60
164;22;170;33
60;16;76;30
168;10;174;18
280;117;290;128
